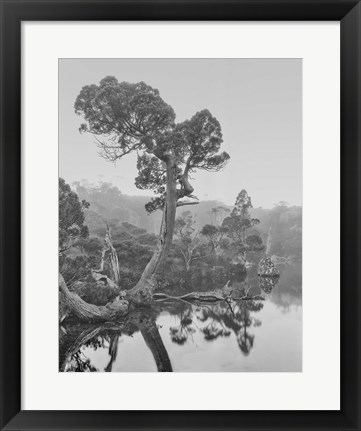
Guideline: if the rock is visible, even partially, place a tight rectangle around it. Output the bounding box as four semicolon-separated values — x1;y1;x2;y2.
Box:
257;257;280;277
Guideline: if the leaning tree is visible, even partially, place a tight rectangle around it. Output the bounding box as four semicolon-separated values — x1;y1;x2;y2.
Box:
60;76;230;321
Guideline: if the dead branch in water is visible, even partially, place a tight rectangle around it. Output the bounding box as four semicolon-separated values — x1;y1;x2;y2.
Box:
152;291;265;304
152;291;226;303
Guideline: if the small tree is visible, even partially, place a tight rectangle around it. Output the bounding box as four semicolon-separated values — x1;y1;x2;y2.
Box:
200;224;229;255
222;190;263;260
174;211;212;272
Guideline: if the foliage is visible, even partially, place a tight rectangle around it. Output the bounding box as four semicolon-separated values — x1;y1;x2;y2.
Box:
60;255;96;285
65;352;98;372
173;212;233;272
73;282;119;306
221;189;263;255
173;211;200;271
175;211;195;239
75;77;229;212
59;178;89;253
76;237;103;255
62;219;157;293
245;235;264;251
210;206;230;225
200;224;228;252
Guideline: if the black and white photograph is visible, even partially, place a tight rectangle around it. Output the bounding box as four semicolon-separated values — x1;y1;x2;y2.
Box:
58;58;302;372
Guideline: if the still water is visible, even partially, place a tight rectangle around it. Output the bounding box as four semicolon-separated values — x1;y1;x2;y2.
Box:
60;262;302;372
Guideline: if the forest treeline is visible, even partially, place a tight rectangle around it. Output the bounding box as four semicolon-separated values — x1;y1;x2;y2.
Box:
74;181;301;257
59;76;304;323
59;179;301;315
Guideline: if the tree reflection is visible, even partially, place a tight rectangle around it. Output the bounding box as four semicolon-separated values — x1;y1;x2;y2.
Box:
60;271;282;371
162;287;266;356
140;320;173;372
60;308;172;372
163;273;279;356
199;299;263;355
169;309;196;345
105;334;119;372
66;351;98;372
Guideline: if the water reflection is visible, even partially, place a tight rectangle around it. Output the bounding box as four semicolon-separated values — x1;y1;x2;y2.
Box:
60;309;173;372
60;263;302;372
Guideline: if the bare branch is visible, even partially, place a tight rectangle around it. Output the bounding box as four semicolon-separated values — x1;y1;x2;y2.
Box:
176;201;199;207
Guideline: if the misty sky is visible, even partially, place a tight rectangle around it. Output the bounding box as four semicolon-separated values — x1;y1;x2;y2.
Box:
59;58;302;208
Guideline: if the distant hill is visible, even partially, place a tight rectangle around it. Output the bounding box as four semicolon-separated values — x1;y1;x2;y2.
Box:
73;181;302;258
74;181;229;235
74;181;162;235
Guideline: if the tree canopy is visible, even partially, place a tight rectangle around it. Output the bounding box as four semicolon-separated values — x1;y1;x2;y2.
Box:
75;77;230;212
221;189;263;255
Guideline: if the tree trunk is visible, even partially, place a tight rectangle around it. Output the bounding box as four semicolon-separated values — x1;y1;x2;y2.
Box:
59;323;106;371
141;323;173;372
105;334;120;372
59;311;172;372
185;259;191;272
105;225;121;284
58;154;195;321
59;273;128;322
91;226;119;289
128;155;178;304
58;154;179;320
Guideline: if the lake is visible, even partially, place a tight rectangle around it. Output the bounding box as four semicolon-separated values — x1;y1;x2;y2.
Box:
59;262;302;372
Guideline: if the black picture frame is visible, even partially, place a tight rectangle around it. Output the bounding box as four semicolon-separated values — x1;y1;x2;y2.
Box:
0;1;360;430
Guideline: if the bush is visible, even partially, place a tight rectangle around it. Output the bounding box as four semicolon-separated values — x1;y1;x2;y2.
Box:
73;281;119;306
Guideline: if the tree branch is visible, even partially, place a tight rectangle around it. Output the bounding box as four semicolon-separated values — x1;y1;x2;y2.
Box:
176;201;199;207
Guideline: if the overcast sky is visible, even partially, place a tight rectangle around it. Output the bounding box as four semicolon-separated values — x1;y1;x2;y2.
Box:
59;58;302;208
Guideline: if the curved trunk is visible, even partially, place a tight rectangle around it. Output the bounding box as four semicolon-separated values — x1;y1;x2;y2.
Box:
128;155;178;303
58;156;179;320
59;273;128;322
58;155;196;321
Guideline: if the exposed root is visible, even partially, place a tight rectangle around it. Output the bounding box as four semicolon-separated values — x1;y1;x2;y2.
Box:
59;273;129;322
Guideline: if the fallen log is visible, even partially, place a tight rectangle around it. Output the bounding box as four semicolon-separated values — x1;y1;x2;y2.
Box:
152;291;226;303
233;295;265;301
153;291;265;303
